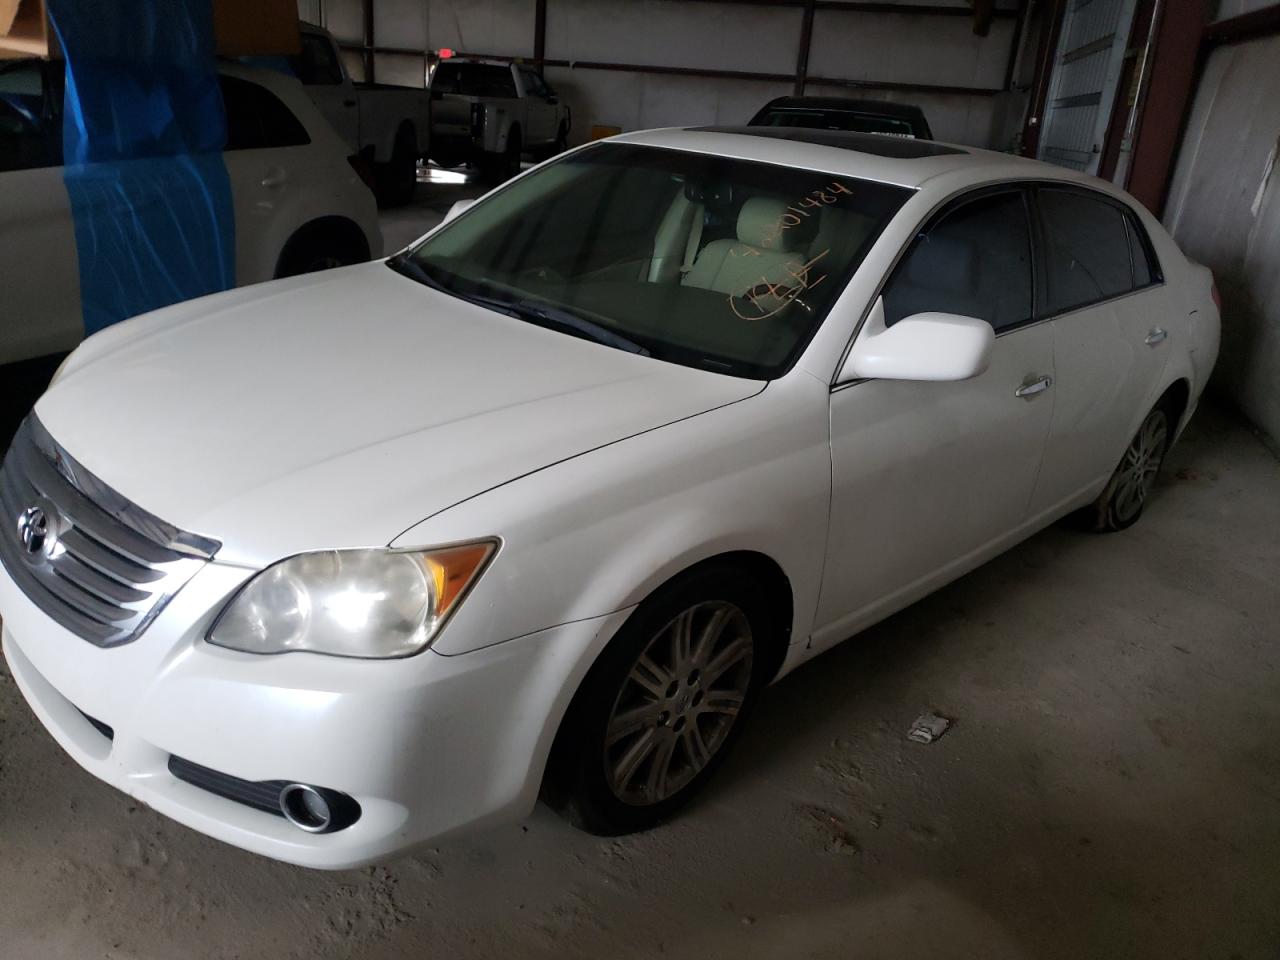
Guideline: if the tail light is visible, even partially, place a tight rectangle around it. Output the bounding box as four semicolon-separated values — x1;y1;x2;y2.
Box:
347;153;377;192
1210;277;1222;311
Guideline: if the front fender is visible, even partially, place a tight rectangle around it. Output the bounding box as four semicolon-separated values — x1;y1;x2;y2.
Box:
393;374;833;657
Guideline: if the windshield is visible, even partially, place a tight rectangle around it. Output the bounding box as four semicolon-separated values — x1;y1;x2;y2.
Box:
395;143;911;379
757;108;920;139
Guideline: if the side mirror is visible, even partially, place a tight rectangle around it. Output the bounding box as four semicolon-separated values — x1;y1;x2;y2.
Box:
840;298;993;383
442;198;477;223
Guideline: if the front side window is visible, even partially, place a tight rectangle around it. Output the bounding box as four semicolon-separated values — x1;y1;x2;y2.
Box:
1037;189;1133;317
882;190;1033;332
220;76;310;151
519;68;550;98
0;59;62;172
432;63;517;99
392;143;911;379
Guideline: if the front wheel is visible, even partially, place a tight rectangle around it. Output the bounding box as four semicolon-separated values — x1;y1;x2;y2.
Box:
544;567;767;835
274;222;370;278
1088;405;1172;532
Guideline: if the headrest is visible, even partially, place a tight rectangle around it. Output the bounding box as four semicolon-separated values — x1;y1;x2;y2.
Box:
736;196;815;252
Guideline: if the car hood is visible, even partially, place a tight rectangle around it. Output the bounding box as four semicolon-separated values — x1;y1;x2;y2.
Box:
35;263;762;566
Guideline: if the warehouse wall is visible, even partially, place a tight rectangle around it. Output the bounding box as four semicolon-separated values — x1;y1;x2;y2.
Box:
1214;0;1278;16
1164;32;1280;439
306;0;1029;149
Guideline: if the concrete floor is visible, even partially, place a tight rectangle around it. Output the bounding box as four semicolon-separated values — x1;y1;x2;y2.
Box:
1;179;1279;959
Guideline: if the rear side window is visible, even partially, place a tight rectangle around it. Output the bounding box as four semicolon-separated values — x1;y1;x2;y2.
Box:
433;63;517;98
220;76;310;151
883;190;1033;332
1037;189;1133;316
290;33;345;85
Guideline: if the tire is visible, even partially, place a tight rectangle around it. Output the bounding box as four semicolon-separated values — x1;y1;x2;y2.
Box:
544;565;771;836
375;125;418;208
1086;403;1173;532
275;220;370;279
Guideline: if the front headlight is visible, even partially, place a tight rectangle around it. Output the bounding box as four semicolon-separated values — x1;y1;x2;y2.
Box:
207;541;497;658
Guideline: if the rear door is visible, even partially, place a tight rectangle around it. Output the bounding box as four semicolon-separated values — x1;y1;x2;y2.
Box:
219;75;316;284
816;187;1055;647
1027;185;1172;517
0;60;82;365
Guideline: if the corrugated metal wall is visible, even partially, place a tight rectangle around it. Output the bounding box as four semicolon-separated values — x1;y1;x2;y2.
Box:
1165;30;1280;439
303;0;1031;149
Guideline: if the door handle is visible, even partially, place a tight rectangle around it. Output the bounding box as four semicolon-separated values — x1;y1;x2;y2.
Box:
1015;375;1053;399
1145;327;1168;346
260;167;288;189
343;98;357;107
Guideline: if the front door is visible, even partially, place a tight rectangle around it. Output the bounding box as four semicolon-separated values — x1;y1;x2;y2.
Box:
518;68;556;144
814;188;1056;649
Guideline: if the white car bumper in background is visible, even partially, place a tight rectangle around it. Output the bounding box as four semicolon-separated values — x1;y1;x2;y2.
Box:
0;557;629;869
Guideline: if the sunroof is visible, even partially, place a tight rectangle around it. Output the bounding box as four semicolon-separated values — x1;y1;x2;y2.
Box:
688;126;966;159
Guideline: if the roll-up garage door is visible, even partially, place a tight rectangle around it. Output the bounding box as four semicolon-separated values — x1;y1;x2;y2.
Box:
1037;0;1138;174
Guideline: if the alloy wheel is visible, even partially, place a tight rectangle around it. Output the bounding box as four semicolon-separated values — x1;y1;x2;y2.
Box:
604;601;754;806
1113;409;1168;524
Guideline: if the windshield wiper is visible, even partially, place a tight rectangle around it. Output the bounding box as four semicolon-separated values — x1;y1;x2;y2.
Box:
387;258;649;357
501;299;650;356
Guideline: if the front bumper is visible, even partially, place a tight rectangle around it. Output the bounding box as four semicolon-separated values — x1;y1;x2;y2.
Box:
0;556;629;869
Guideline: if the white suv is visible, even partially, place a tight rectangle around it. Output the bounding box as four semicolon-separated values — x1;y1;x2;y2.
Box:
0;59;382;368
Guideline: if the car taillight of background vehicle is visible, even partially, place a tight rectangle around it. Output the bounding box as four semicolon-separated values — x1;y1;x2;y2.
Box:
1211;278;1222;311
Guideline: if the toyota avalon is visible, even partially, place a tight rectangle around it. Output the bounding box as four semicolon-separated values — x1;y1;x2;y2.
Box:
0;127;1220;868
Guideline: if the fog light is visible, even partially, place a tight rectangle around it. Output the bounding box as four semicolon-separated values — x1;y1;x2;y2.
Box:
279;783;334;833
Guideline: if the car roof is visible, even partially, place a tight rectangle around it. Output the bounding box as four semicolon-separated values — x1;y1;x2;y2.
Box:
606;126;1109;194
757;96;927;120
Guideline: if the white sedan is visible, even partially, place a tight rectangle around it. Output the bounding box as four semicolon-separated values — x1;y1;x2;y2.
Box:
0;59;382;368
0;127;1219;868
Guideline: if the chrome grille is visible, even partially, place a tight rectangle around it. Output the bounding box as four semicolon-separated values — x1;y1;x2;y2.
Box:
0;416;219;648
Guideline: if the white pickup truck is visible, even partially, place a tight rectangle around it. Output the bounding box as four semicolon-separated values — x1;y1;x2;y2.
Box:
291;23;431;206
429;58;571;180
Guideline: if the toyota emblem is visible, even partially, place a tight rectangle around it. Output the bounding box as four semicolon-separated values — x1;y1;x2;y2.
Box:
16;499;60;562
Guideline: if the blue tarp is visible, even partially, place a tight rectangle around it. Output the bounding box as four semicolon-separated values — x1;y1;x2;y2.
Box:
47;0;236;335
